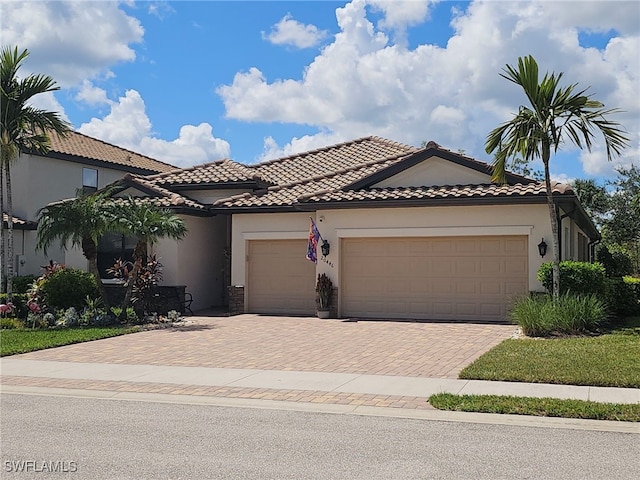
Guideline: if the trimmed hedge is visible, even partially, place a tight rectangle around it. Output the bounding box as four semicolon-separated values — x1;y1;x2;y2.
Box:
537;261;607;296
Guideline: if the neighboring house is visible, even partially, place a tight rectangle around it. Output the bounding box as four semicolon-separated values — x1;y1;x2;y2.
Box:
3;131;176;278
110;137;598;321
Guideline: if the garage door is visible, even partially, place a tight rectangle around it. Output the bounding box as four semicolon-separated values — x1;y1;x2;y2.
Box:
247;239;316;315
341;236;528;321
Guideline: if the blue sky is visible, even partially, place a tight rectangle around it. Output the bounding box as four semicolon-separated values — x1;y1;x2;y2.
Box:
2;0;639;182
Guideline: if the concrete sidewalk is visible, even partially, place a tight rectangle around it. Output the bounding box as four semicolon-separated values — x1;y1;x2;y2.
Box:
2;358;638;405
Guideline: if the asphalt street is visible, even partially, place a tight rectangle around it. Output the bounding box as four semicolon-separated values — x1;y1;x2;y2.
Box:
1;393;638;480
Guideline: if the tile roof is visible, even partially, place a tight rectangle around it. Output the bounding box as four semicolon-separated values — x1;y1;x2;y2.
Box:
2;212;37;229
113;175;208;212
147;159;268;187
214;153;409;209
298;182;573;205
114;135;559;213
250;136;417;185
46;131;176;173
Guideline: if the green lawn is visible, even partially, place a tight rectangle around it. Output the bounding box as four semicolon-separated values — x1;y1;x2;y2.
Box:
459;317;640;388
0;326;141;356
429;393;640;422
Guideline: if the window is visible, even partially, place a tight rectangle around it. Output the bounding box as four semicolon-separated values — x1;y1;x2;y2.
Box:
97;232;137;278
82;168;98;194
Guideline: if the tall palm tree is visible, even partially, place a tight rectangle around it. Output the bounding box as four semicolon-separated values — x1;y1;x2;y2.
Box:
485;55;629;298
114;198;187;312
1;46;71;300
36;191;119;309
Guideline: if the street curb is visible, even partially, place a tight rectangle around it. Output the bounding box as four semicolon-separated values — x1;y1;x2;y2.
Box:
2;385;638;434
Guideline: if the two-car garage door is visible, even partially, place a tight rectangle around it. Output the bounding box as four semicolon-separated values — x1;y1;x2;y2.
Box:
341;236;528;322
247;236;528;321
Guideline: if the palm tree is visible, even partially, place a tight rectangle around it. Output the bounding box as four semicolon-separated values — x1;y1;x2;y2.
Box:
114;198;187;312
36;190;119;309
1;46;71;300
485;55;629;298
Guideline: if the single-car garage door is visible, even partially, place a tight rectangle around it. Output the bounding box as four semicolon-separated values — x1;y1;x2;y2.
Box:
247;239;316;315
341;236;528;321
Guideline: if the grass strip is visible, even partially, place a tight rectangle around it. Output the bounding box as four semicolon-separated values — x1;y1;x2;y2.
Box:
429;393;640;422
0;327;141;356
460;318;640;388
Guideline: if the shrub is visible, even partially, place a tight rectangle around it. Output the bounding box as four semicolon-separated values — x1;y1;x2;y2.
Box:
605;277;640;318
537;261;606;296
596;245;633;277
12;275;38;294
39;268;99;311
509;293;608;337
0;317;24;329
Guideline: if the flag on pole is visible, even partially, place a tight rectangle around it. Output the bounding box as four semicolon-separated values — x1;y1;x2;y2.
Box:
306;218;321;263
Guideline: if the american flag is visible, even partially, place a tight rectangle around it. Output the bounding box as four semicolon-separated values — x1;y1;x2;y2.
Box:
306;218;321;263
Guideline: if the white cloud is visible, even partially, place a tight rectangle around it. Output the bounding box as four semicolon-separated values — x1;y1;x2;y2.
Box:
218;0;639;177
257;132;346;163
2;1;143;87
75;81;112;107
262;13;329;49
78;90;230;168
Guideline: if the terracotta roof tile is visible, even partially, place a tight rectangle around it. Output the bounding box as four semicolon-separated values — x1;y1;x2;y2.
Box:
299;182;573;204
250;136;417;184
2;212;37;229
46;131;176;173
114;175;207;211
148;159;268;187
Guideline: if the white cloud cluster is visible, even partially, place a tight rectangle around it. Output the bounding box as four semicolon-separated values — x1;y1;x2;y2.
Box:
262;13;330;49
3;0;229;168
219;0;639;177
79;90;230;168
1;1;143;87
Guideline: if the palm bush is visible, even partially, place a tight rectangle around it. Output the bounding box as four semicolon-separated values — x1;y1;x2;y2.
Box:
509;293;608;337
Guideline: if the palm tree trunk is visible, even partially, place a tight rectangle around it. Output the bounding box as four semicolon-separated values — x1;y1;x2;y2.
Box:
5;162;14;302
0;163;5;295
81;236;110;310
543;148;561;299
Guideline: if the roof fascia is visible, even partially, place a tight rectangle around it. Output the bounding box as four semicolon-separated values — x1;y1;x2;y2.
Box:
209;205;301;215
556;197;600;241
293;195;555;211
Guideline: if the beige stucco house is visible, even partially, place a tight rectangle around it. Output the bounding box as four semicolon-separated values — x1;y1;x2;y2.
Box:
110;137;598;321
4;131;176;278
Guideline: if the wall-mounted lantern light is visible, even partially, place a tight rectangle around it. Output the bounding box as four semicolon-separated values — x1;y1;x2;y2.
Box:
321;240;330;257
538;238;548;258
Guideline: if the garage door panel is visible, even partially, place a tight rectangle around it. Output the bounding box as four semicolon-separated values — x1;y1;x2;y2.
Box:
342;236;528;321
248;240;315;315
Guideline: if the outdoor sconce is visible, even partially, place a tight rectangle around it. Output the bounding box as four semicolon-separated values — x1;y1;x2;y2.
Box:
321;239;330;257
538;238;548;258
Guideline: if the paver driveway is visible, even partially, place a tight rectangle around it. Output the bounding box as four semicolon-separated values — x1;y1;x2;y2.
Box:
14;314;516;378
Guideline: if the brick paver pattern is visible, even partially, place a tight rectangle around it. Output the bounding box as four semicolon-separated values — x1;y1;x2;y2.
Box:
13;315;516;378
3;315;516;409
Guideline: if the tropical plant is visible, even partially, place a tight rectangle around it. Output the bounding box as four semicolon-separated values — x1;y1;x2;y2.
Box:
36;190;119;309
112;198;186;313
108;254;163;315
316;273;333;311
485;55;629;298
1;46;71;300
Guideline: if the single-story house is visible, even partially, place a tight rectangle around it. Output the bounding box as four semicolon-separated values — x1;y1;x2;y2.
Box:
3;131;176;278
108;136;598;322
